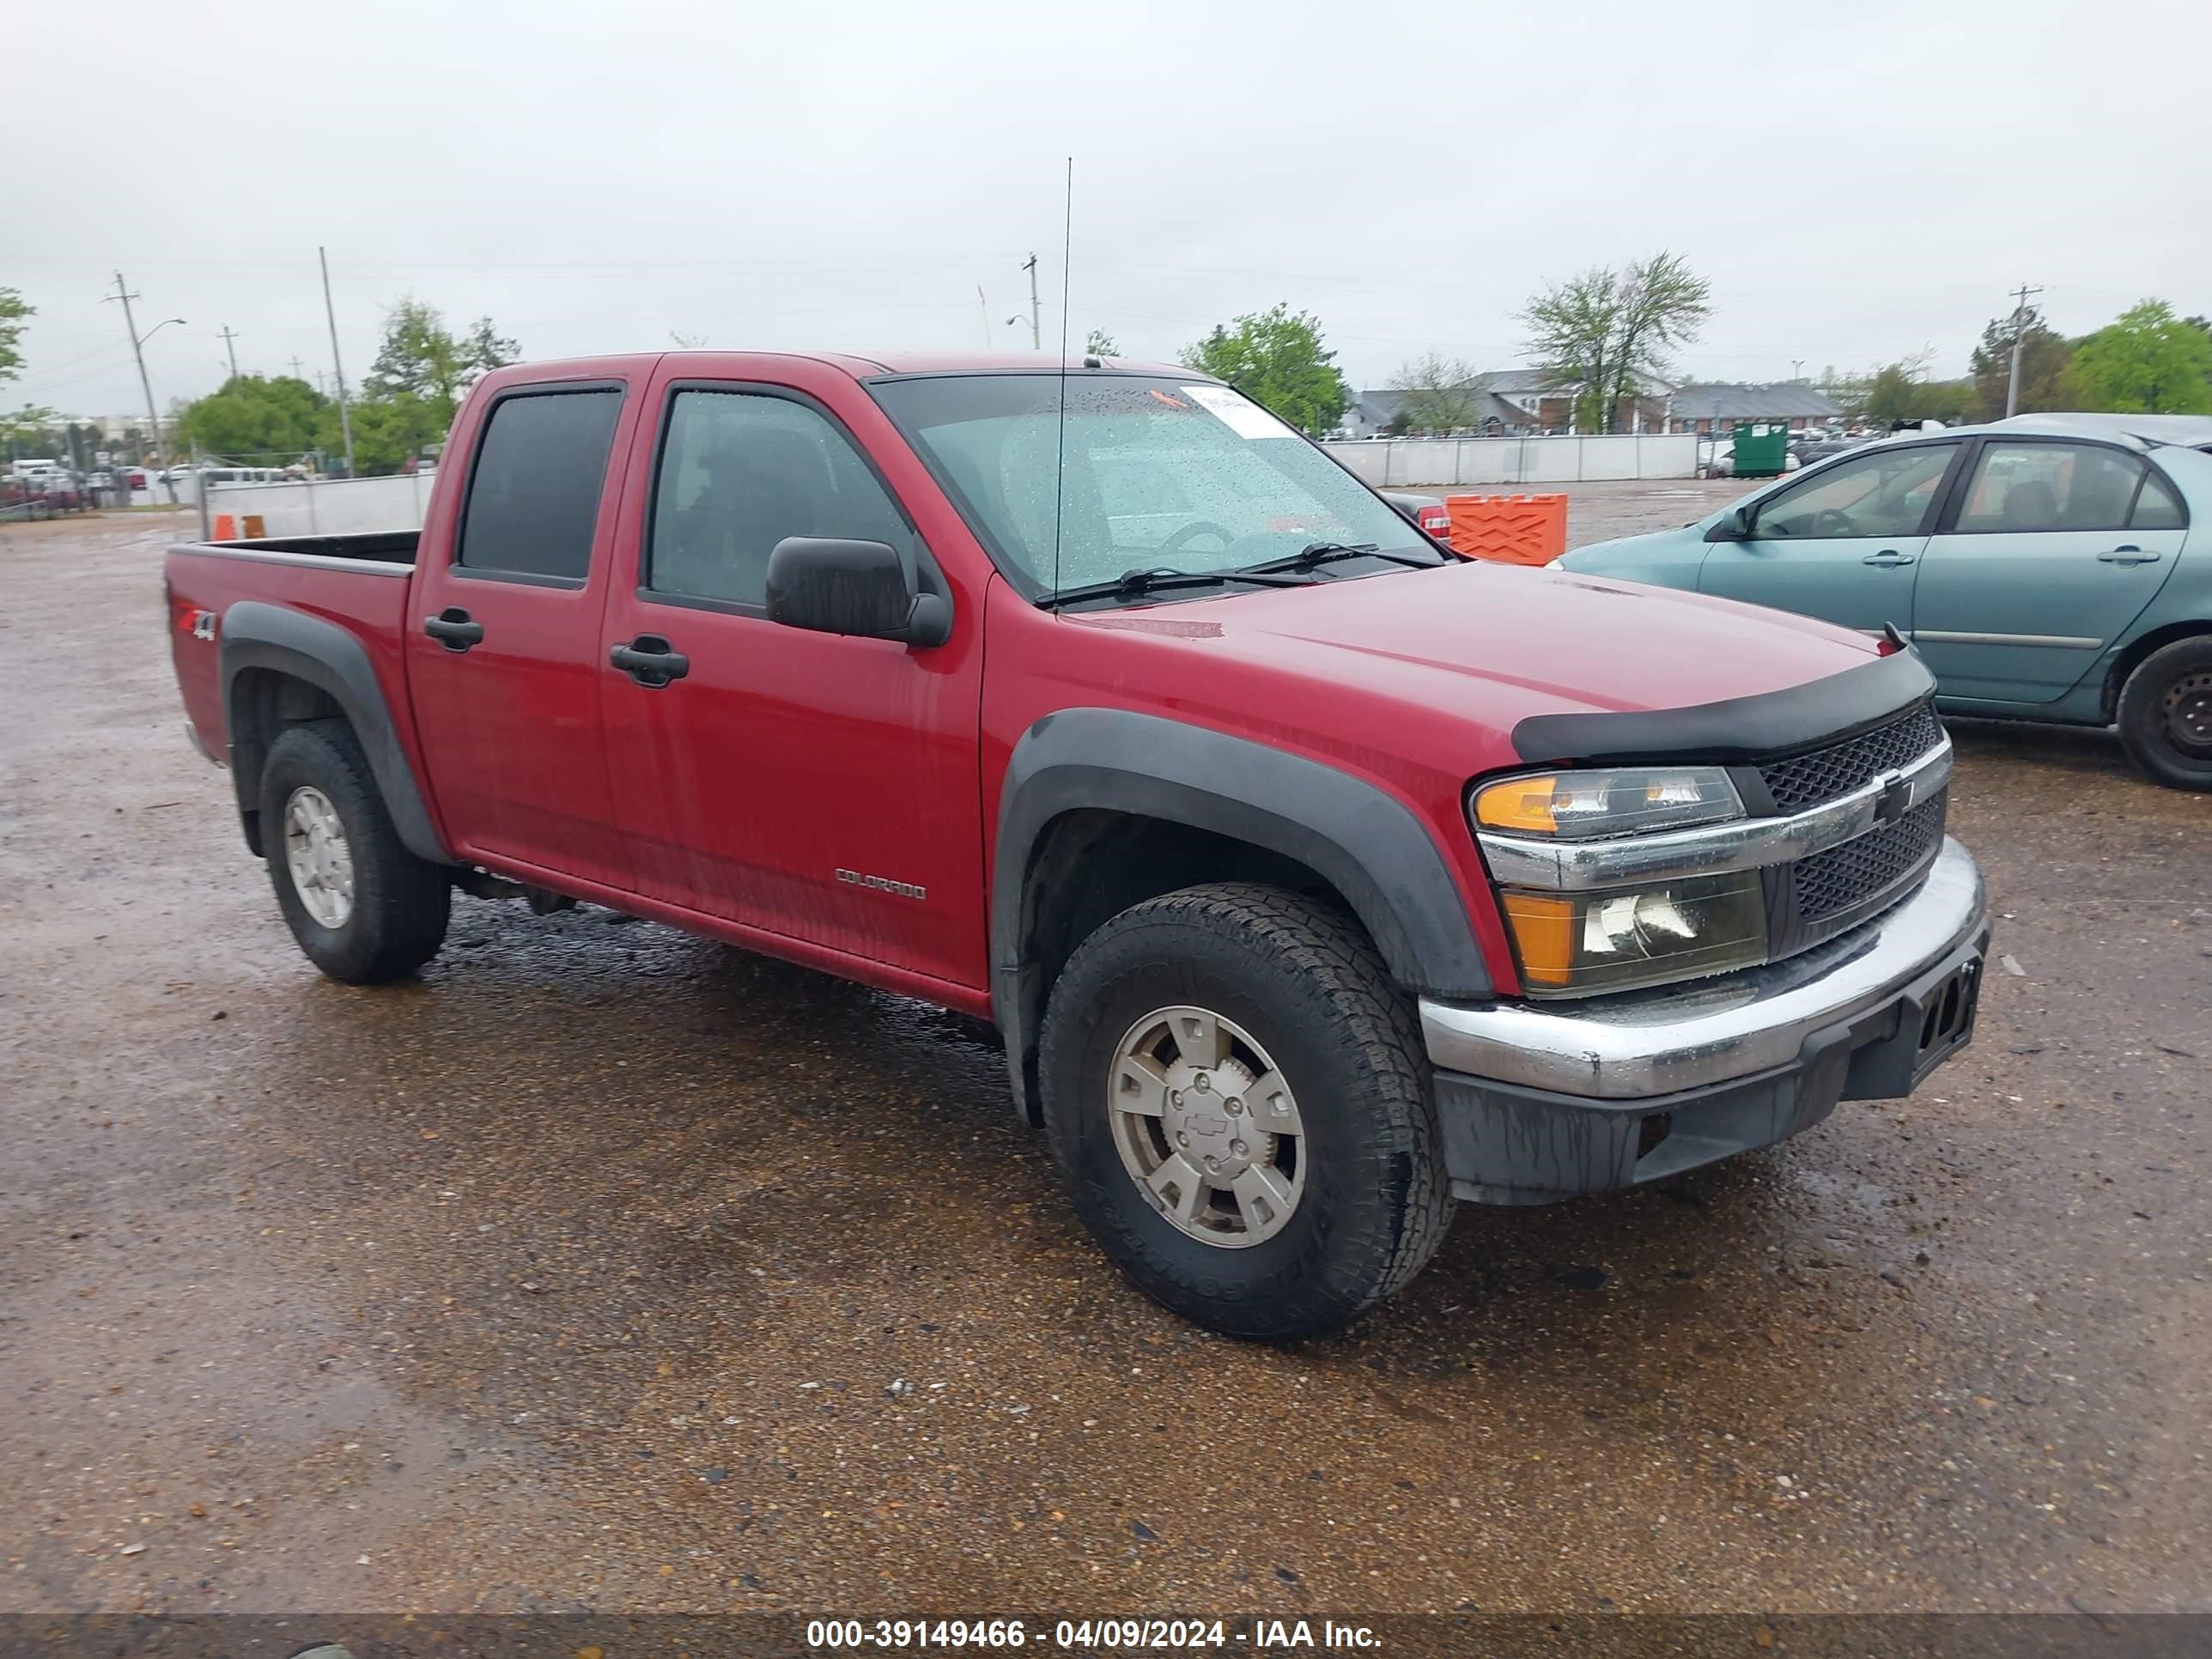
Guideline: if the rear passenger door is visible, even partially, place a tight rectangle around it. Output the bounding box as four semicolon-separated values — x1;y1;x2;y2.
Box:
1913;439;2188;703
406;377;641;890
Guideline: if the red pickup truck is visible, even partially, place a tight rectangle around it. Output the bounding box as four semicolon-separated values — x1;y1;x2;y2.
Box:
165;350;1989;1340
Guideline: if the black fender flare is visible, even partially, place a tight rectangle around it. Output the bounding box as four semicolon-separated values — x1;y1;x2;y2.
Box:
992;708;1492;1118
218;600;452;865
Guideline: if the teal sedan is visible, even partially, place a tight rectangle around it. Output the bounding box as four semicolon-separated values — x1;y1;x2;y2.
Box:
1559;415;2212;789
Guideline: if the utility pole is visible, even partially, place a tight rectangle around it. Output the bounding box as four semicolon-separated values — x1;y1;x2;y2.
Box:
1021;252;1041;351
288;356;307;380
105;271;182;505
2004;283;2045;419
216;325;241;382
319;246;357;477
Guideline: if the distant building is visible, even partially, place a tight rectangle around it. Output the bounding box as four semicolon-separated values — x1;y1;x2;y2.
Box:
1334;369;1674;439
1667;383;1843;434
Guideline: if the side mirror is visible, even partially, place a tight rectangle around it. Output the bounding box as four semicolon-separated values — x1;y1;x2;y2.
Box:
764;537;951;647
1705;504;1755;543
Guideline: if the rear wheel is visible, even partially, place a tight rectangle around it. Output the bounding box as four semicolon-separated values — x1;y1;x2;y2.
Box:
1038;882;1450;1341
2118;636;2212;792
259;720;450;982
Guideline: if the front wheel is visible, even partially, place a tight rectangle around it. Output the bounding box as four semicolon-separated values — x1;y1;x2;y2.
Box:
1038;883;1450;1341
2118;636;2212;791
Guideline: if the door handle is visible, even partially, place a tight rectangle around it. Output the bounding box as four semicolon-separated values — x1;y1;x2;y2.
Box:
2099;544;2161;565
422;607;484;651
610;635;690;687
1862;550;1917;567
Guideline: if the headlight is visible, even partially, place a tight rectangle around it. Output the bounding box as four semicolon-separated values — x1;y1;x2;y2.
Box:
1499;872;1767;998
1473;767;1744;840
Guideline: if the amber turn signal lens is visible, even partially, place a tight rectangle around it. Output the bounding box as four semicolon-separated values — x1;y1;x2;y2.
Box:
1474;775;1559;834
1499;891;1576;986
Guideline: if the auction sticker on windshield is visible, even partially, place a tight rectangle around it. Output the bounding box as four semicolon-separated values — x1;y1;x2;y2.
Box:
1181;384;1297;441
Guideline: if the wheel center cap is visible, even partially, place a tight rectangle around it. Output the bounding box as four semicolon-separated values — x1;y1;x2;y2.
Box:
1164;1058;1257;1176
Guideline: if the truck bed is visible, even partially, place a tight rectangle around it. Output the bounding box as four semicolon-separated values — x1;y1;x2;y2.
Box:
165;533;421;775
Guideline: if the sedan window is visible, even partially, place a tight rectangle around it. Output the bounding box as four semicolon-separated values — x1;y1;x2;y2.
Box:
2130;467;2187;531
1954;441;2146;534
1753;445;1954;540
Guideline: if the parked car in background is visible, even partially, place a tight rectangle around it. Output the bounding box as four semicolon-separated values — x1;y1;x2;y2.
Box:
1379;489;1452;543
1789;429;1861;467
1559;415;2212;789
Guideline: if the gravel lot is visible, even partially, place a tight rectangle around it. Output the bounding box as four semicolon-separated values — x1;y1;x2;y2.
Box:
3;500;2209;1618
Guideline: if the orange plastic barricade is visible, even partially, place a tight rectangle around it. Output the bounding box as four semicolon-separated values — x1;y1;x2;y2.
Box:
211;514;238;541
241;514;266;538
1443;494;1568;566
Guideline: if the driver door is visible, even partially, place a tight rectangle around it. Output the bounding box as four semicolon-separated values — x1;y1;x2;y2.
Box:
1700;441;1962;635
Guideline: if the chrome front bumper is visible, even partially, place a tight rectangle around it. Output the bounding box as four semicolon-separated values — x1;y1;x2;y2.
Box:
1420;837;1988;1101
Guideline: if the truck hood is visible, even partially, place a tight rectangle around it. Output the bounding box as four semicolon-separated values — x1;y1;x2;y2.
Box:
1076;558;1881;738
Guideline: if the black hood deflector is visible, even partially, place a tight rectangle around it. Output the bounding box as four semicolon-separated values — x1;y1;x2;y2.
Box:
1511;647;1937;766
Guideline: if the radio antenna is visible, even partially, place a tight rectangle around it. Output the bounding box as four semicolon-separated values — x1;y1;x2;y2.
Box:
1051;156;1073;599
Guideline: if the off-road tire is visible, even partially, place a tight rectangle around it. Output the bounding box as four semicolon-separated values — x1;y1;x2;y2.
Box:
1038;882;1451;1341
259;720;450;982
2118;635;2212;792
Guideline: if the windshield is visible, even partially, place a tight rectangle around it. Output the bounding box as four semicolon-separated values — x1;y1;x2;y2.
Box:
869;373;1426;598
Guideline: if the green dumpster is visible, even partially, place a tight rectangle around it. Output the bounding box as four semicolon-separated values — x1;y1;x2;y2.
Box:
1731;422;1790;478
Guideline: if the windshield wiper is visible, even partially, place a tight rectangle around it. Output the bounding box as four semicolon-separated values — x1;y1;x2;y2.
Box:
1036;565;1321;611
1239;539;1446;576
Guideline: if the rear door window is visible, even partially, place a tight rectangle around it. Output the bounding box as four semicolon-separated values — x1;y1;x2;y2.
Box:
1952;441;2146;534
456;387;624;582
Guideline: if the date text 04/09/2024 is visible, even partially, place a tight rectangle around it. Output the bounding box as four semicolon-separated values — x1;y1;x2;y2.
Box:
803;1620;1382;1650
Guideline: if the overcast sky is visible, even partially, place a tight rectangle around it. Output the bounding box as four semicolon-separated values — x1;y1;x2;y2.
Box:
10;0;2209;419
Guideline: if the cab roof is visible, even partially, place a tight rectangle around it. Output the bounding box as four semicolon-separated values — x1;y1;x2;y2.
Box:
478;349;1206;385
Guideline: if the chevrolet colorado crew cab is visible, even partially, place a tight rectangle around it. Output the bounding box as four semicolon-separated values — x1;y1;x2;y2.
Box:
165;350;1990;1340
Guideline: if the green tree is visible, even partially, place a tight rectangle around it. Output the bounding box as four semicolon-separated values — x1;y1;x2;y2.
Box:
173;375;330;462
2060;300;2212;414
1;404;62;453
0;289;31;388
1084;327;1120;358
1838;356;1976;428
1522;252;1711;433
1968;306;2072;421
1390;350;1482;432
333;392;447;477
1178;304;1348;434
362;298;517;427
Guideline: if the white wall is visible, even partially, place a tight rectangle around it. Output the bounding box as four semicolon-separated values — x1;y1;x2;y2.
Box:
1323;434;1696;488
204;472;438;538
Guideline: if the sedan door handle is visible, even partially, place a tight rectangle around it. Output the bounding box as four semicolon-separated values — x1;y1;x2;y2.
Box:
2099;544;2161;565
1862;550;1917;567
610;635;690;687
422;607;484;651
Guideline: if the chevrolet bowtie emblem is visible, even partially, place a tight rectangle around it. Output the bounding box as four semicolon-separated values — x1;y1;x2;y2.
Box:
1871;770;1911;826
